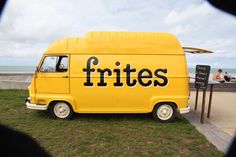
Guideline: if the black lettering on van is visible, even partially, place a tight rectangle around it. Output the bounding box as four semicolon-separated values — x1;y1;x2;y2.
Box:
123;64;137;87
83;56;168;88
97;68;112;86
83;56;98;86
154;69;168;87
138;69;152;87
113;61;123;87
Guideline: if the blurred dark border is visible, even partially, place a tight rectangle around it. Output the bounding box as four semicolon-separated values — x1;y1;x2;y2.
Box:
208;0;236;16
0;0;7;17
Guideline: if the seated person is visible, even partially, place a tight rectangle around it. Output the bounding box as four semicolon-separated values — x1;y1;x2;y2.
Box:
213;69;225;83
224;72;231;82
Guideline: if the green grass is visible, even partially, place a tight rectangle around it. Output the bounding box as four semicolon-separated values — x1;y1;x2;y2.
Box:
0;90;223;157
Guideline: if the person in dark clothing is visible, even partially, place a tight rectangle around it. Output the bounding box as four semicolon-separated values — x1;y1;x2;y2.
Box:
224;72;231;82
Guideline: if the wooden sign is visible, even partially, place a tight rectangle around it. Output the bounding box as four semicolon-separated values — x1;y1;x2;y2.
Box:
195;65;211;89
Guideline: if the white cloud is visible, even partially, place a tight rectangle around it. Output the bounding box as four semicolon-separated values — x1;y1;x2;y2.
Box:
164;2;214;25
0;0;236;68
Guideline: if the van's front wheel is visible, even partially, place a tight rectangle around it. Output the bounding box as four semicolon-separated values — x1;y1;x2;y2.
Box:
50;102;74;120
152;103;176;122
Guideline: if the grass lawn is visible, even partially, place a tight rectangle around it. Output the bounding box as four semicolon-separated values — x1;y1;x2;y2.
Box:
0;90;223;157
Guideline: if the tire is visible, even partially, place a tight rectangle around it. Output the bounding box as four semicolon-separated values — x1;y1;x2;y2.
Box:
152;103;176;122
50;101;74;120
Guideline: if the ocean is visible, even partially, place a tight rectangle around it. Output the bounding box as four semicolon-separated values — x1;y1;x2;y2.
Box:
188;67;236;79
0;66;236;78
0;66;36;72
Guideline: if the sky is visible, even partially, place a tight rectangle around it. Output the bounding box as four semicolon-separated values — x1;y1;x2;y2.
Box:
0;0;236;68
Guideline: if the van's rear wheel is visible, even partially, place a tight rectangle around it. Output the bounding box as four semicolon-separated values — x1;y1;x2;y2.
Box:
50;102;74;119
152;103;176;122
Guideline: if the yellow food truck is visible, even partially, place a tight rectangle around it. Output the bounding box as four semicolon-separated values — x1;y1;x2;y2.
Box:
25;32;210;122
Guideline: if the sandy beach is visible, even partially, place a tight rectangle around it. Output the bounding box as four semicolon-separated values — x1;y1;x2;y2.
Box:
189;91;236;136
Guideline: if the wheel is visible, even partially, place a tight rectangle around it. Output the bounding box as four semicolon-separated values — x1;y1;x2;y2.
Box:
50;101;74;119
152;103;176;122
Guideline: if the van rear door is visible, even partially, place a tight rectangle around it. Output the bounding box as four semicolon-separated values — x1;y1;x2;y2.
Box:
36;55;69;94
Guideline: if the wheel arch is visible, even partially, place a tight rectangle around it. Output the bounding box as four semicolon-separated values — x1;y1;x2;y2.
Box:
48;100;75;112
152;101;177;112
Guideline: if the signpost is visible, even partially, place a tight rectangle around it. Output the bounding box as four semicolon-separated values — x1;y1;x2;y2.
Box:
195;65;211;89
194;65;211;123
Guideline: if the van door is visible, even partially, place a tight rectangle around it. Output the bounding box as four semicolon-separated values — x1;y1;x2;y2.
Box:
36;55;69;94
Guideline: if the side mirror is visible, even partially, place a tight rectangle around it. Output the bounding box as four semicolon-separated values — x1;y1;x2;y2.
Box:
33;66;39;78
59;64;64;69
35;66;39;73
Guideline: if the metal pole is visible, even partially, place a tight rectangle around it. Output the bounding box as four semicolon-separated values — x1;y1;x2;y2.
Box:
201;89;206;123
195;88;199;110
207;84;213;118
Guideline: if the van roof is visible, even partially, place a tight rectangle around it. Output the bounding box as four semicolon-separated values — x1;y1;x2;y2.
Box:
45;32;184;55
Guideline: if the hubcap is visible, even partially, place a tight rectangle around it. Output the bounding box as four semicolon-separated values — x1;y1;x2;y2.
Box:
157;104;173;120
54;102;70;118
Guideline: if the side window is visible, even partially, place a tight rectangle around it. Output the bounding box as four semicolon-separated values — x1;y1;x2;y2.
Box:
40;56;68;72
57;56;68;72
40;56;57;72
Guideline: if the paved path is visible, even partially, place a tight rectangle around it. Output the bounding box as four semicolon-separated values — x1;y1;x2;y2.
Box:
189;91;236;136
183;111;232;153
184;91;236;153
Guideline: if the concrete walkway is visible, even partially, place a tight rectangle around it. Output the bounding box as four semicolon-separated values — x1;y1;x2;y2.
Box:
184;91;236;153
183;111;232;153
0;73;32;89
189;91;236;136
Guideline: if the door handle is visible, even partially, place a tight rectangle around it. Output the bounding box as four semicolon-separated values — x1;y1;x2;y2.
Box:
62;76;68;78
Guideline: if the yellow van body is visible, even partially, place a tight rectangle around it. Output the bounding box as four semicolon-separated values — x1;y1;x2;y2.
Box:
26;32;190;120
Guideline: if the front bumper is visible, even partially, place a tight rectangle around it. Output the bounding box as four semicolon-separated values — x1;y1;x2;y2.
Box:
179;106;190;114
26;102;48;110
25;97;48;110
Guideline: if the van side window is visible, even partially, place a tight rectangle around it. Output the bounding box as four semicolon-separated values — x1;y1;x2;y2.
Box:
40;56;68;72
56;56;68;72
